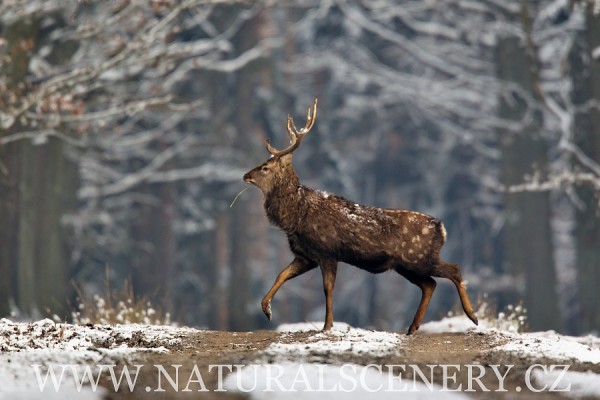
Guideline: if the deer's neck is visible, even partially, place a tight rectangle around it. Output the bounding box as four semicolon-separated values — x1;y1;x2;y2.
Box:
264;173;307;232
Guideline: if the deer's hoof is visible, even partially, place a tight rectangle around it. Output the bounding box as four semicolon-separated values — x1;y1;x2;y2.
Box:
262;301;272;321
466;310;478;326
406;325;418;335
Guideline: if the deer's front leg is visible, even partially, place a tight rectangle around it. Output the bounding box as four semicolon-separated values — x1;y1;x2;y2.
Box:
262;257;317;321
320;261;338;331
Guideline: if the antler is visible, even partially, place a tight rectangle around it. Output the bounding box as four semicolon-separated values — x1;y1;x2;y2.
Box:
266;98;318;158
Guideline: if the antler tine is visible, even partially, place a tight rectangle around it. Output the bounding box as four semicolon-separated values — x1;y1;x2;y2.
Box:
301;98;317;134
287;115;298;142
265;139;280;156
265;98;318;158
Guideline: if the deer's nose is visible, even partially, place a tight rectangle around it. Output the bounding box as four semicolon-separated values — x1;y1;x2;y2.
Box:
243;173;254;183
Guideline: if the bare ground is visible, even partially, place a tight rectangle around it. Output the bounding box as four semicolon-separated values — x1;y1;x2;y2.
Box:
95;329;600;399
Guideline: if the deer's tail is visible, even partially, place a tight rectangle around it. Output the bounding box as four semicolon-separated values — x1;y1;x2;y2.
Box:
434;218;447;245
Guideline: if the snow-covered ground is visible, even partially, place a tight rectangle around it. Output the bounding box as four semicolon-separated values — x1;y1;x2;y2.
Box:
0;318;195;399
0;317;192;352
419;315;600;400
224;319;600;399
269;321;404;360
420;315;600;364
226;321;470;399
1;316;600;399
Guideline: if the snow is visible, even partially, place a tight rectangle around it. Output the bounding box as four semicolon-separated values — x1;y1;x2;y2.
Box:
316;190;331;199
0;318;198;399
276;321;351;333
418;315;600;364
533;369;600;399
419;315;488;334
0;318;195;352
593;46;600;61
496;330;600;364
223;362;471;400
0;350;108;400
419;304;525;334
270;322;404;360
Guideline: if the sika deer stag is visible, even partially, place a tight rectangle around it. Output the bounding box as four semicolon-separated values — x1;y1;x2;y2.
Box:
243;99;478;334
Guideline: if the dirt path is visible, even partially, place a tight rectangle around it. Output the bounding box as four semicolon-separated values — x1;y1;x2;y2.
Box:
100;330;586;399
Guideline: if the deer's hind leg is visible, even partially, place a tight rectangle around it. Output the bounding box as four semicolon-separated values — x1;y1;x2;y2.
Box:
262;257;317;321
320;261;338;331
395;268;437;335
432;260;478;326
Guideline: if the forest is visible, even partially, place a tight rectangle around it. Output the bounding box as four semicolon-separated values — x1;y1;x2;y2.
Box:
0;0;599;336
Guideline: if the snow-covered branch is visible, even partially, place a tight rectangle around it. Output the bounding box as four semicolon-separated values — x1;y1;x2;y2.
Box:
506;171;600;194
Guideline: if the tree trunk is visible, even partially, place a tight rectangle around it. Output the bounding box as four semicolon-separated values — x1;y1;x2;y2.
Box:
570;5;600;334
131;180;176;313
33;137;78;315
226;10;269;331
0;140;18;316
211;211;230;330
497;33;561;331
1;17;77;317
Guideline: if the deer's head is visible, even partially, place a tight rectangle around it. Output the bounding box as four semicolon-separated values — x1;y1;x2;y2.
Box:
243;99;317;195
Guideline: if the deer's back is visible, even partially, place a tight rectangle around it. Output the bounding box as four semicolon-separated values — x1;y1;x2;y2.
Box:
285;189;444;273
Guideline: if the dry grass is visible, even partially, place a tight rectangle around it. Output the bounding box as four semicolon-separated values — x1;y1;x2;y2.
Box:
71;272;172;326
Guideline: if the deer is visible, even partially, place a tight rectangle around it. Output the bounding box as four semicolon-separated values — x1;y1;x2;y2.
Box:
243;99;478;334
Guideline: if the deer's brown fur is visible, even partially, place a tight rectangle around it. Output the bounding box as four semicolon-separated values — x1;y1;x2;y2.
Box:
243;99;478;334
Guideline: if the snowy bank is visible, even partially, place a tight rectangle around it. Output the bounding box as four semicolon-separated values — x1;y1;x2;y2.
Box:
419;315;600;365
0;318;198;399
497;330;600;364
0;318;195;352
270;321;404;360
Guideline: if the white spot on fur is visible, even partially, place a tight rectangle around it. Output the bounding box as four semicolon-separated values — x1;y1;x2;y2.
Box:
408;249;414;254
441;223;447;242
401;241;406;248
402;227;408;234
422;227;430;235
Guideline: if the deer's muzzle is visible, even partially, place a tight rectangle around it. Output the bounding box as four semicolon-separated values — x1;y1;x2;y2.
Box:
243;172;255;184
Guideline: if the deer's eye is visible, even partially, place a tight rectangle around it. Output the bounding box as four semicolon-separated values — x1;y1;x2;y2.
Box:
261;165;270;173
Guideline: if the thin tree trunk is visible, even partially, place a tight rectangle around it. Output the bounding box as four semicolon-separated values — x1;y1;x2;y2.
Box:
228;204;250;330
212;211;230;330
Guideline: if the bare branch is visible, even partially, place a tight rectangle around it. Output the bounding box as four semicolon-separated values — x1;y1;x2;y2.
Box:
0;129;85;147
